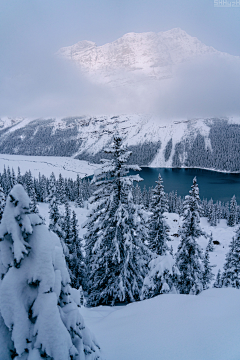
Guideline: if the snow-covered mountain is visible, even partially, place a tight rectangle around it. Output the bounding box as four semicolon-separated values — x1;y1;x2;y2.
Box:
1;115;240;172
57;28;222;86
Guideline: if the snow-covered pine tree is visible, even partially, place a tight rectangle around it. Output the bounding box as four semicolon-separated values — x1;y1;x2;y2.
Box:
2;166;11;195
57;173;66;204
206;232;214;252
202;246;214;290
48;175;65;251
208;199;217;226
227;195;237;227
222;227;240;288
26;172;38;213
11;168;17;186
17;166;23;185
141;174;179;299
76;182;84;208
141;254;179;299
84;135;150;306
68;210;86;290
148;174;169;255
46;172;57;203
176;177;205;295
133;183;142;205
62;199;72;248
0;185;6;222
0;184;101;360
213;269;223;288
142;185;149;209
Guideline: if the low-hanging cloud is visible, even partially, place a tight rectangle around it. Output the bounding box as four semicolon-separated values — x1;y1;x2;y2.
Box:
1;50;240;120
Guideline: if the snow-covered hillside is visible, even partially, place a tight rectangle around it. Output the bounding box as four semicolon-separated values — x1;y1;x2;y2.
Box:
57;28;223;86
1;115;240;172
0;154;98;179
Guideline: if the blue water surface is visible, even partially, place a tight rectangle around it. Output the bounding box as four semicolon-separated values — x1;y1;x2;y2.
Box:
133;168;240;203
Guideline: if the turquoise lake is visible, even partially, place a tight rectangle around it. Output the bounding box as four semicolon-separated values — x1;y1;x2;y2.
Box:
133;168;240;203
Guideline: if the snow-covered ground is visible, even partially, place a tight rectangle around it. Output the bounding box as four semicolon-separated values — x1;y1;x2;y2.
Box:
37;203;239;360
0;154;98;179
81;288;240;360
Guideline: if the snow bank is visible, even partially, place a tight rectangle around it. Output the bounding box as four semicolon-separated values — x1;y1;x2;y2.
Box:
82;288;240;360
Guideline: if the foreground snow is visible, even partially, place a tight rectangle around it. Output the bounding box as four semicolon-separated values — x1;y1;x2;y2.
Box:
82;288;240;360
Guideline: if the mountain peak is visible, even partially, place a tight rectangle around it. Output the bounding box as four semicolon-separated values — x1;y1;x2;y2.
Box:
57;29;219;85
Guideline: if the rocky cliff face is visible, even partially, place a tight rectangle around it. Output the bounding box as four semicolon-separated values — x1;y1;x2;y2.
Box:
57;28;220;86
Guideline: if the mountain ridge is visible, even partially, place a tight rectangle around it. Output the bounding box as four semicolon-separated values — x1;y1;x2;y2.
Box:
1;115;240;172
57;28;226;86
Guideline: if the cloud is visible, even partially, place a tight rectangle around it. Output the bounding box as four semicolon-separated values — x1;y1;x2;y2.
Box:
0;50;240;120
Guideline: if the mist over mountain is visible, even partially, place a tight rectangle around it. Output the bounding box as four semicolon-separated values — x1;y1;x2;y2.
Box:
57;28;221;86
1;28;240;118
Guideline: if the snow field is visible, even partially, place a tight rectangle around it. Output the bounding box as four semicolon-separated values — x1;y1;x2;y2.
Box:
81;288;240;360
0;154;98;179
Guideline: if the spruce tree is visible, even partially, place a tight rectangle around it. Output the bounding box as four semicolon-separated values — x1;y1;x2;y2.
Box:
202;247;214;290
0;186;6;222
84;135;150;306
68;211;86;289
11;168;17;186
227;195;237;227
0;185;101;359
222;228;240;288
148;174;170;255
176;177;205;294
142;174;179;299
48;175;64;250
213;269;223;288
57;173;66;204
206;232;214;252
17;166;23;185
76;184;84;208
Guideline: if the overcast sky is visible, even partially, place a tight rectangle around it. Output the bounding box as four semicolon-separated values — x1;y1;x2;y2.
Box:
0;0;240;118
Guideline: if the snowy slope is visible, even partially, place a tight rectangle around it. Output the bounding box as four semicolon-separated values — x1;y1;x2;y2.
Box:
57;28;222;86
0;154;98;179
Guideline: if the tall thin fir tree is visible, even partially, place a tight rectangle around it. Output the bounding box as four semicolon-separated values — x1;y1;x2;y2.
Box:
57;173;66;204
0;186;6;222
61;199;72;261
141;174;179;299
148;174;170;255
26;171;38;213
76;183;84;208
202;246;214;290
11;168;17;186
222;227;240;288
206;232;214;252
213;269;223;288
227;195;237;227
17;166;23;185
68;210;86;290
84;135;150;306
176;177;205;295
48;173;65;252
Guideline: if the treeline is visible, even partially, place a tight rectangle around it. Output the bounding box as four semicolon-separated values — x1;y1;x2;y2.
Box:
0;165;239;228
